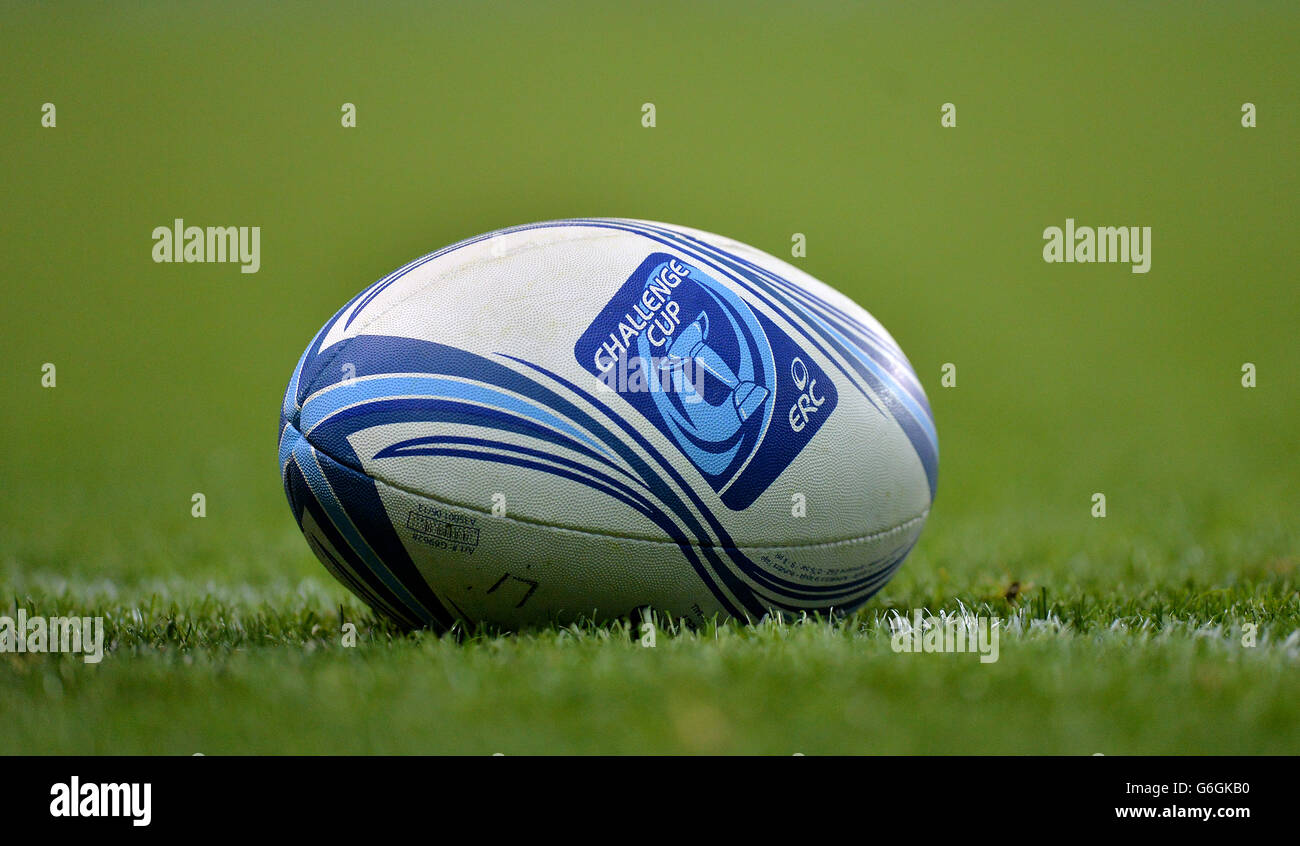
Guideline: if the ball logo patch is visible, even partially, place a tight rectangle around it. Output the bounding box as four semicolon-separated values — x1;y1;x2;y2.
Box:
575;252;837;509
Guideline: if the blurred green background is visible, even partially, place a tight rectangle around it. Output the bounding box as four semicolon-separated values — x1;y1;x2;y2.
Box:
1;1;1296;754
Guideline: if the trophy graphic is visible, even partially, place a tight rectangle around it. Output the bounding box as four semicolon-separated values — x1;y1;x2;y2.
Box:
656;311;770;461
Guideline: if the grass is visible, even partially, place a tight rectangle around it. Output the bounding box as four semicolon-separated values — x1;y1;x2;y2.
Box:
4;536;1297;755
8;456;1296;754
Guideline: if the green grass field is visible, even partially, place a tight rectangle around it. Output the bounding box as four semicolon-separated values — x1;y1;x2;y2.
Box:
2;1;1297;754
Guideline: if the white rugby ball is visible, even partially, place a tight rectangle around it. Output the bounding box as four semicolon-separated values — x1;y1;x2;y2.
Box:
279;219;937;629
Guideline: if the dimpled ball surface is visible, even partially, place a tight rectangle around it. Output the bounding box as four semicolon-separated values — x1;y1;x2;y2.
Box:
278;219;937;628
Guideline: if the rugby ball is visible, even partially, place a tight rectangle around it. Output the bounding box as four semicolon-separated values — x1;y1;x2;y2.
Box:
279;219;937;629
